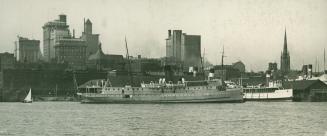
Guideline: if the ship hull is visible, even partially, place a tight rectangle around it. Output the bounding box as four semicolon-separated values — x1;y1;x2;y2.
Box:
243;89;293;101
244;97;292;101
81;97;244;104
80;88;243;104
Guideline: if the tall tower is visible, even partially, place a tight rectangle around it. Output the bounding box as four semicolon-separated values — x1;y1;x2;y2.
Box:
82;18;99;56
165;30;182;61
280;29;291;74
84;19;92;34
42;14;70;62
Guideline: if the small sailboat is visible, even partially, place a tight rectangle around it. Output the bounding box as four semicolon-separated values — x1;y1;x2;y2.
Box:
23;88;33;103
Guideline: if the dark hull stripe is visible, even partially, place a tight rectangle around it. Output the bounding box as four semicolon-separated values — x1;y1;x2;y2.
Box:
244;97;292;101
81;97;244;104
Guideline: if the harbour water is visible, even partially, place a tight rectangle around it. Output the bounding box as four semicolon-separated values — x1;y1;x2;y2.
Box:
0;102;326;136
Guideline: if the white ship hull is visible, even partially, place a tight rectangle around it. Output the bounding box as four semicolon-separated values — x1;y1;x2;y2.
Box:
243;88;293;101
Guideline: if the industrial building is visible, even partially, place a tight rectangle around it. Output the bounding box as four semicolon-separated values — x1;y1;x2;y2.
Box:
166;30;201;71
232;61;246;73
128;55;162;75
283;80;327;102
87;44;125;71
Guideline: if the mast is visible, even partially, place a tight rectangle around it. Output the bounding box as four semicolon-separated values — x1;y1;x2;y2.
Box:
221;45;226;81
221;46;224;67
14;40;18;60
315;56;318;74
324;48;326;73
202;48;205;71
221;45;226;68
125;37;134;86
317;56;320;75
200;48;205;80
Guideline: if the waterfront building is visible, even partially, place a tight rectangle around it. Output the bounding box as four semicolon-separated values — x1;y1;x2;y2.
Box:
266;62;280;80
232;61;246;73
213;64;242;80
268;62;278;71
54;38;86;70
43;14;70;62
302;64;313;78
166;30;201;70
81;19;100;56
283;80;327;102
280;29;291;75
0;52;15;71
128;55;162;74
87;44;125;71
16;37;41;63
166;30;182;61
181;33;201;71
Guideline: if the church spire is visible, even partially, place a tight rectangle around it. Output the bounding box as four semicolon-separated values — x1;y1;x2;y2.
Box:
283;28;288;53
281;28;291;75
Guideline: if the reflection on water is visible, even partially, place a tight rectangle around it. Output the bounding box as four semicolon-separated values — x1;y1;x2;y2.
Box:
0;102;326;136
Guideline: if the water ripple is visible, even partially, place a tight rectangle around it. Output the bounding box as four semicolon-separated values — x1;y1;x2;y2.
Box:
0;102;326;136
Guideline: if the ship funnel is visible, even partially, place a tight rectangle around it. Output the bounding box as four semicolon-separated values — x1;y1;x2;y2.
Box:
308;64;313;78
208;68;215;80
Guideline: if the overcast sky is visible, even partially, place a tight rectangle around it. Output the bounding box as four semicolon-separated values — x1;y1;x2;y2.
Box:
0;0;326;71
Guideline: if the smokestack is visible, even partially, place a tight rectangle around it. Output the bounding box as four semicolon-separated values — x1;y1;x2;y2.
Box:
266;70;271;86
59;14;66;23
302;65;308;77
308;64;313;78
73;29;75;38
208;68;215;80
168;30;171;37
83;18;85;33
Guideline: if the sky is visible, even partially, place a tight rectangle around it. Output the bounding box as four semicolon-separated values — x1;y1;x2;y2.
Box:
0;0;326;72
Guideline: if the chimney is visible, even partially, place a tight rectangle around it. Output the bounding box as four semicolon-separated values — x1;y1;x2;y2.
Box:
308;64;313;78
73;29;75;38
168;30;171;37
266;70;271;86
59;14;66;23
302;65;308;77
83;18;85;33
208;68;215;80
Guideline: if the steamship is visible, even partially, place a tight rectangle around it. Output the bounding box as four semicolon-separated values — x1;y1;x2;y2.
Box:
77;78;244;103
77;37;243;103
243;81;293;101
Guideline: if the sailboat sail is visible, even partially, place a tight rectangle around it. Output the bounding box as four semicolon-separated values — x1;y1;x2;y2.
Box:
24;88;32;102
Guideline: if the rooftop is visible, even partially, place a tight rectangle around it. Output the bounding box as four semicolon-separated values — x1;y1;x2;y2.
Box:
283;80;327;90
